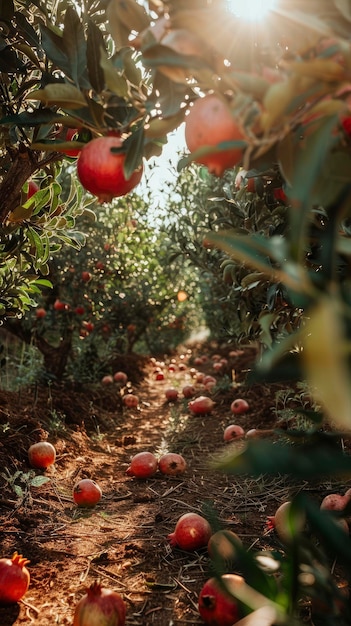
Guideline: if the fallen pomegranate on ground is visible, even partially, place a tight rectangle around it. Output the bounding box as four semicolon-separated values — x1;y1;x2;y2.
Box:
320;489;351;511
73;580;126;626
126;451;158;478
188;396;215;415
266;501;306;544
168;512;212;551
230;399;249;415
158;452;187;476
0;552;30;603
223;425;245;442
113;371;128;385
165;387;179;402
77;135;143;203
207;529;243;565
123;393;139;408
73;479;102;508
28;441;56;469
198;574;242;626
182;384;196;398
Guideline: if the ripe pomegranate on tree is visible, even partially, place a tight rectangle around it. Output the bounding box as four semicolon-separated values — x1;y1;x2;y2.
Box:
77;136;143;203
185;93;246;176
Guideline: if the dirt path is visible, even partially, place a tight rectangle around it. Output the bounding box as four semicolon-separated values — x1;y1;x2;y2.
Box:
0;346;303;625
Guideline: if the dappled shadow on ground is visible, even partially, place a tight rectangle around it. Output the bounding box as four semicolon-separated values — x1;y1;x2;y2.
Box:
0;342;349;625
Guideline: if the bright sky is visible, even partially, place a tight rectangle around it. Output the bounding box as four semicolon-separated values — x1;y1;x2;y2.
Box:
227;0;277;21
142;124;186;208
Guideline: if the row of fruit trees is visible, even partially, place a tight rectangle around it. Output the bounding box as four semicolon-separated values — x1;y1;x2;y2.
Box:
2;0;351;623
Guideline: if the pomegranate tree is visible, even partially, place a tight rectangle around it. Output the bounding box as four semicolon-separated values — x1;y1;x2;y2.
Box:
77;136;143;203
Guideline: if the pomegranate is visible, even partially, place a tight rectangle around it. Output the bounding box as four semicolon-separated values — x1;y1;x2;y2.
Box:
126;451;158;478
101;375;114;385
203;375;217;386
0;552;30;603
198;574;242;626
168;512;212;551
207;529;243;564
158;452;187;476
35;307;46;319
320;490;351;511
64;127;82;158
185;93;246;177
123;394;139;408
182;384;196;398
28;441;56;469
81;271;92;283
113;371;128;385
27;180;39;199
223;425;245;442
266;501;306;544
230;399;249;415
188;396;215;415
73;580;126;626
53;299;67;311
73;479;102;508
77;136;143;203
165;388;179;402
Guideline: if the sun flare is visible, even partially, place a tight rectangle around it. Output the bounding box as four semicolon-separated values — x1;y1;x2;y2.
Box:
227;0;277;21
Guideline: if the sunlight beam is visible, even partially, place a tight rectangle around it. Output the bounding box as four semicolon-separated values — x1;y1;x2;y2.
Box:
227;0;278;22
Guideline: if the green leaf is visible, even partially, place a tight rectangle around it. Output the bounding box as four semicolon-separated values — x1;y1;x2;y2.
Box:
34;279;53;289
87;20;105;93
99;47;129;97
40;23;72;78
302;298;351;431
214;436;351;478
145;109;186;139
123;126;144;179
258;312;276;349
27;83;87;110
150;72;189;118
62;6;90;90
0;109;65;127
27;226;44;261
30;475;50;488
15;11;40;48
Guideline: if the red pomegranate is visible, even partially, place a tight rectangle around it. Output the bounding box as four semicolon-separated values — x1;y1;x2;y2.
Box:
185;93;246;176
77;136;143;203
